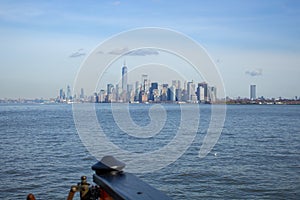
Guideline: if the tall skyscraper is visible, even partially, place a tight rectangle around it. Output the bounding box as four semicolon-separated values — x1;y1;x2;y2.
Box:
99;90;105;103
250;85;256;100
169;85;176;101
121;61;128;102
106;84;114;102
59;88;65;100
196;82;208;103
209;86;217;102
187;81;196;102
149;82;158;101
127;84;134;102
141;74;149;92
80;88;84;99
122;62;128;93
161;84;169;101
67;85;72;100
115;84;120;102
134;81;140;102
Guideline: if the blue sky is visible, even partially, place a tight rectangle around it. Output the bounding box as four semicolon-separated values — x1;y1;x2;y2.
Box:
0;0;299;99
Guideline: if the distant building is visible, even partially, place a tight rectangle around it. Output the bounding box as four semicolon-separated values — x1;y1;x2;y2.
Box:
172;80;181;89
187;81;196;102
250;85;256;100
95;92;99;103
209;86;217;102
196;82;208;103
141;74;149;93
122;62;127;92
59;89;65;100
99;90;105;102
139;90;148;103
127;84;134;102
80;88;84;99
115;84;120;102
67;85;72;100
161;84;168;101
175;88;182;101
134;81;140;102
149;82;158;101
106;84;114;102
196;85;204;103
169;85;176;101
121;62;128;102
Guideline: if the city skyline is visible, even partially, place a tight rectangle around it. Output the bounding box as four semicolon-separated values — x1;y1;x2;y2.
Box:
0;1;299;99
57;69;216;104
54;64;297;104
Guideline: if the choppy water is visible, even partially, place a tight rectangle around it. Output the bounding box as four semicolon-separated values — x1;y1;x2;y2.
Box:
0;104;299;199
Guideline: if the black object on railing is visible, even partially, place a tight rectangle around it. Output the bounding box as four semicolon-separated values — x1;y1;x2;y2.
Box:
92;156;173;200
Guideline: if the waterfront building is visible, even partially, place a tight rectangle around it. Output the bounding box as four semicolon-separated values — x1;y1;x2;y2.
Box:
152;89;160;102
197;82;208;103
175;88;182;101
121;62;128;102
149;82;158;101
59;89;65;100
139;90;148;103
169;85;176;102
161;84;169;101
122;62;127;92
106;84;114;102
115;84;120;102
67;85;72;100
134;81;140;102
250;85;256;100
94;92;99;103
127;84;134;102
209;86;217;103
187;81;196;102
80;88;84;99
141;74;149;93
99;90;106;103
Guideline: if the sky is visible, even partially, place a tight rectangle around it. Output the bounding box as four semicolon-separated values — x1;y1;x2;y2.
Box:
0;0;299;99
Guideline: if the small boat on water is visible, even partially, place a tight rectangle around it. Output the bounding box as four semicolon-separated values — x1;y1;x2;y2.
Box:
27;156;172;200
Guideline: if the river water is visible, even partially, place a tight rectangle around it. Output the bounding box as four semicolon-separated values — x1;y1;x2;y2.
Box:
0;104;299;199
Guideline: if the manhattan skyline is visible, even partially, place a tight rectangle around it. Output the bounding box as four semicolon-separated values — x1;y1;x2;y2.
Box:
57;62;216;104
0;1;299;99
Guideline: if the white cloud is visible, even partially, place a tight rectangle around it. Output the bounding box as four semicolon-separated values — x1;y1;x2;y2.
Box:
125;48;159;56
245;68;262;76
69;49;86;58
108;47;129;55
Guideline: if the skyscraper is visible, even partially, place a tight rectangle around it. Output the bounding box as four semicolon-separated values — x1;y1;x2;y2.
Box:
59;88;64;100
196;82;209;103
250;85;256;100
134;81;140;102
122;62;128;93
106;84;114;102
80;88;84;99
187;81;196;102
149;82;158;101
209;86;217;102
67;85;72;100
115;84;119;102
161;84;169;101
121;61;128;102
141;74;149;92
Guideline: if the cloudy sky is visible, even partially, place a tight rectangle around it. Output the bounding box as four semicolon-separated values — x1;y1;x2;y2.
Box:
0;0;299;99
